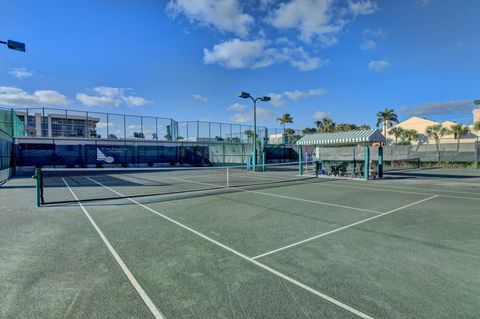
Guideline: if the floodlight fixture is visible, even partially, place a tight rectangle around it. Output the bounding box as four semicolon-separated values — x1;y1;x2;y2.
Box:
0;39;26;52
237;91;251;99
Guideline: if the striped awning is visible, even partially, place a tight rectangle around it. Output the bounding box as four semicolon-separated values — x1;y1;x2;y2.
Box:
296;129;385;146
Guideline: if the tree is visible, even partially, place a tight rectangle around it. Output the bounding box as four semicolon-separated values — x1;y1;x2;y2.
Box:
425;124;450;162
283;128;297;144
302;127;317;135
450;124;470;151
474;121;480;132
244;130;255;141
315;117;336;133
376;108;399;141
402;129;419;144
358;124;371;130
277;113;294;143
388;126;404;144
335;123;358;132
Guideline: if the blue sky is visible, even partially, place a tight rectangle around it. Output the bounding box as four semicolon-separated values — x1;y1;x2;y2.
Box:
1;0;479;129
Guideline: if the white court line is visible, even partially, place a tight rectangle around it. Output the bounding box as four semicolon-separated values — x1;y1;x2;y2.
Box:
323;181;480;201
252;195;439;260
63;179;165;319
340;178;480;195
86;177;373;319
169;177;383;215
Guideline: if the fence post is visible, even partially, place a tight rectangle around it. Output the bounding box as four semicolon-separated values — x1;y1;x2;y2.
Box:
298;145;303;175
34;168;42;207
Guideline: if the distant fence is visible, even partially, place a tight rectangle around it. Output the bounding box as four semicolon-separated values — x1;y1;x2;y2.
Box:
0;108;21;183
12;107;268;144
14;137;300;173
312;141;480;167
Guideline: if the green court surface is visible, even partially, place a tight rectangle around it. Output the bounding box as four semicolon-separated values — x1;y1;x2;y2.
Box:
1;168;479;318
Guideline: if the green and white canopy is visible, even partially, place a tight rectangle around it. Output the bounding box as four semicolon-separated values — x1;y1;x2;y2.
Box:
296;129;385;146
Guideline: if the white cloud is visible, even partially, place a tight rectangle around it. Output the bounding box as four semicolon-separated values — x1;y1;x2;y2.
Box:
227;103;247;111
284;87;327;100
76;86;151;107
402;100;476;116
230;107;275;123
360;39;376;50
193;94;208;102
416;0;434;6
268;93;286;107
360;28;387;50
368;59;390;72
96;122;117;129
348;0;378;16
166;0;253;37
203;38;266;69
313;111;330;120
269;0;344;43
289;47;329;71
362;28;387;38
203;39;327;71
8;67;34;80
0;86;69;106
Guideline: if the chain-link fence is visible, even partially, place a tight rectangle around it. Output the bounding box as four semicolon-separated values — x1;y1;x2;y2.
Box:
310;141;480;168
12;107;269;144
0;107;18;183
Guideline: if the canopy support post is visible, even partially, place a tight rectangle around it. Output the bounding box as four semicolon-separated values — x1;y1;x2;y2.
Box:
364;144;370;180
298;145;303;175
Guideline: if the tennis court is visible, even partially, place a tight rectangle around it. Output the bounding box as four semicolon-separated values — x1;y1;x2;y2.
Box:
1;166;479;318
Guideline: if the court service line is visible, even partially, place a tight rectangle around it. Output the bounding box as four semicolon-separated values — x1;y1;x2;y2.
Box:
320;181;480;201
252;195;439;260
86;177;373;319
63;179;165;319
169;177;383;215
338;179;480;195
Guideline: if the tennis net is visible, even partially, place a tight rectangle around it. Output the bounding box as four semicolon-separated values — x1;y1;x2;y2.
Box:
36;162;312;205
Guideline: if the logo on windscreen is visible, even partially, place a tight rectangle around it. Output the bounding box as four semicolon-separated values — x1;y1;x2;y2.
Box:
96;148;114;163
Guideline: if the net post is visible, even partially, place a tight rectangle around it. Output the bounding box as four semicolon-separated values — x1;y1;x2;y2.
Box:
298;145;303;175
34;168;42;207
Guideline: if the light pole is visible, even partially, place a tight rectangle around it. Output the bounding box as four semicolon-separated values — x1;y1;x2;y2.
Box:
0;39;26;52
237;91;271;170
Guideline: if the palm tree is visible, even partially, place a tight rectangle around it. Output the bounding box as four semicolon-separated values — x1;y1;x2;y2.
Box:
277;113;293;143
388;126;404;144
358;124;371;130
425;124;450;162
402;129;419;144
315;117;336;133
376;108;399;141
335;123;357;132
450;124;470;151
302;127;317;135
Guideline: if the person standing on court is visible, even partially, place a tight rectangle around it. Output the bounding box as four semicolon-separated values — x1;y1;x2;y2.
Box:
314;158;321;178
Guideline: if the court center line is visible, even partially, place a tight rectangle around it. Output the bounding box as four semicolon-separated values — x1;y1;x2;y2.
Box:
63;178;165;319
252;195;439;260
168;176;383;215
87;177;374;319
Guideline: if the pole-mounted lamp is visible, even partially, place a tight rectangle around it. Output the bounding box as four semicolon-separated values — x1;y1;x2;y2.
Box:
237;91;271;170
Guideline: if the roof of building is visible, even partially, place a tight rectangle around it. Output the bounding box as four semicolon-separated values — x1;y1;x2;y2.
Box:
296;129;385;146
